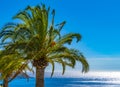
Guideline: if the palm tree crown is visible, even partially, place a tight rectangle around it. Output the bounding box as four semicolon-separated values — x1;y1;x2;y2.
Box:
0;4;89;87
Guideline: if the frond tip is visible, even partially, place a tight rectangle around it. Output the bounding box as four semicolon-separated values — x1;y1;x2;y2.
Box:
80;54;89;73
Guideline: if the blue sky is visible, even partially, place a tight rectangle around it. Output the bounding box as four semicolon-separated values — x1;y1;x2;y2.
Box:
0;0;120;71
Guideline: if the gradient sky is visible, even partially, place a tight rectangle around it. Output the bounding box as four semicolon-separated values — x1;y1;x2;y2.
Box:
0;0;120;71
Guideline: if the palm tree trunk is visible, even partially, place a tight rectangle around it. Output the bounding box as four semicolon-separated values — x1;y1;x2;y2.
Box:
3;78;8;87
36;67;45;87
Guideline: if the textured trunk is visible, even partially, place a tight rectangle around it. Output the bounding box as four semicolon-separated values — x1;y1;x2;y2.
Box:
3;78;8;87
36;67;45;87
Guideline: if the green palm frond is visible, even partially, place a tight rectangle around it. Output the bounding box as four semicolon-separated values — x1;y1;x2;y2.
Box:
66;49;89;72
12;10;33;26
48;59;55;77
56;59;66;75
78;54;89;73
57;33;81;45
56;21;66;32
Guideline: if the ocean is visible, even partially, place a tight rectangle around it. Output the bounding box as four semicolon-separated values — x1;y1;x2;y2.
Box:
1;72;120;87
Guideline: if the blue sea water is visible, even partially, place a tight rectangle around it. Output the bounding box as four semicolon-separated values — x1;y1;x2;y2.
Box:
1;77;120;87
1;72;120;87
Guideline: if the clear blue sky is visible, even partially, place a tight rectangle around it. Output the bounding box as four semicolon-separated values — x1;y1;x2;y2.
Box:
0;0;120;71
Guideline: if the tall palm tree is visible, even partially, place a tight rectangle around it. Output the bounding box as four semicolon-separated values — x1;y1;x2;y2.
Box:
0;4;89;87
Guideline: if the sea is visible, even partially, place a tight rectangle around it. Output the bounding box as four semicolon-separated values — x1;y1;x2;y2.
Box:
1;72;120;87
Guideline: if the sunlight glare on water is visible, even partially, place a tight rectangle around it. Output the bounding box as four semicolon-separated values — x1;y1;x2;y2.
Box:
84;72;120;78
58;71;120;79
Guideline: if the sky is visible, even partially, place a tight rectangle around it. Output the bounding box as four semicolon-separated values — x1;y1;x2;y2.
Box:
0;0;120;72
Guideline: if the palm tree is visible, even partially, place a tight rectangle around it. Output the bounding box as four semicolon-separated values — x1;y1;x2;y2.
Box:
0;4;89;87
0;49;32;87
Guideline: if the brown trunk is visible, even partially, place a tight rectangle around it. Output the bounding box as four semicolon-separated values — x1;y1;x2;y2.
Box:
36;67;45;87
3;78;8;87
